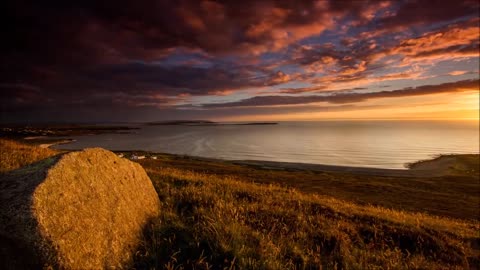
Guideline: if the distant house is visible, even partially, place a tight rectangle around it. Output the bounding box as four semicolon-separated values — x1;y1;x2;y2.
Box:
117;153;124;158
151;156;157;160
131;155;145;160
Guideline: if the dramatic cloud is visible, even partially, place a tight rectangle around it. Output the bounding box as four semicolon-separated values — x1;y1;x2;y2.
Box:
377;0;479;30
201;79;479;108
288;18;479;88
1;0;479;122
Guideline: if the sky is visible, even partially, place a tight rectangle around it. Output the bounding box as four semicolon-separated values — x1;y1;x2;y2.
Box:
1;0;479;123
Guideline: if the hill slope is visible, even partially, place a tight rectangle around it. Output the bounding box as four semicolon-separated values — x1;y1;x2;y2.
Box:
134;164;479;269
1;139;478;269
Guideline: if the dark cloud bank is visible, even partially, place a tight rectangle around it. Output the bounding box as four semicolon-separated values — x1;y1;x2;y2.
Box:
1;0;478;122
200;79;479;108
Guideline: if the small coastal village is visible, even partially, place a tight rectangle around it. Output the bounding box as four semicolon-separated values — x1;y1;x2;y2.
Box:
124;153;157;160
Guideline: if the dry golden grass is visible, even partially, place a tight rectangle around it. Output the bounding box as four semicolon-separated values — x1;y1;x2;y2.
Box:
1;139;478;269
0;139;58;173
0;148;160;269
134;165;480;269
140;154;480;220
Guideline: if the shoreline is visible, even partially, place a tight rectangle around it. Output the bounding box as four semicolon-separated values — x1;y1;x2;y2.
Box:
230;154;478;177
25;137;480;178
39;139;76;149
89;148;479;178
2;137;478;220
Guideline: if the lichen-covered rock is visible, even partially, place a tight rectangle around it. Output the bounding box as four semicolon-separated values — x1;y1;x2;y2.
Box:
0;148;160;269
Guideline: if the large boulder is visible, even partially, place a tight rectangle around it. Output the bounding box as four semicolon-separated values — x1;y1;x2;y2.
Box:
0;148;160;269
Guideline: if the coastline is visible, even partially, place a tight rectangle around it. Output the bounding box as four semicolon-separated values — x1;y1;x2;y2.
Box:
2;136;478;220
39;139;76;149
4;121;478;175
22;137;480;178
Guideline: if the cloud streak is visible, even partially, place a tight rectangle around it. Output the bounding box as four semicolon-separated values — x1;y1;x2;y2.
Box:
201;79;479;108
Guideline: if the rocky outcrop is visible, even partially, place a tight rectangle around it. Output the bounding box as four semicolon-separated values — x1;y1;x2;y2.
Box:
0;148;160;269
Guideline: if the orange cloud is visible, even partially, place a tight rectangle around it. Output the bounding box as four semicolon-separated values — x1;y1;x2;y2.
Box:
202;79;479;108
216;90;480;121
278;85;328;94
389;20;480;65
448;70;469;76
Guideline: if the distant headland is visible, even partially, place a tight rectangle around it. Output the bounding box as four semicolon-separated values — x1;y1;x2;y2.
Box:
145;120;278;126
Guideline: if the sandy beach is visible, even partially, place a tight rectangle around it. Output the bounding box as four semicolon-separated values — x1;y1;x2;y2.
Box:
36;139;76;149
232;155;464;178
41;136;475;178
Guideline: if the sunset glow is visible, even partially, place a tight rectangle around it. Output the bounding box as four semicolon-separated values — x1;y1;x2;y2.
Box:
217;91;480;122
1;0;479;122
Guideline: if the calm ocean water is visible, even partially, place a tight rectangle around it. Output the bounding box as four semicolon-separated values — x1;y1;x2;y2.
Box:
56;121;479;169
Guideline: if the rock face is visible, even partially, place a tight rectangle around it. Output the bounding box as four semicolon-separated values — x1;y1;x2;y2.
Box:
0;148;160;269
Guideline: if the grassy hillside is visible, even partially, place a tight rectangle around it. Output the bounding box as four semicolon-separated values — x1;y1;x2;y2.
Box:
138;154;480;220
408;154;480;177
134;164;479;269
1;139;479;269
0;139;58;173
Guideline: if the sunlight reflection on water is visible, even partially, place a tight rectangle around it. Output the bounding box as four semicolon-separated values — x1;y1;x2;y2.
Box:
56;121;479;169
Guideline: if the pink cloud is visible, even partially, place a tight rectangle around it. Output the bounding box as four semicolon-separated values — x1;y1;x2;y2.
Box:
448;70;469;76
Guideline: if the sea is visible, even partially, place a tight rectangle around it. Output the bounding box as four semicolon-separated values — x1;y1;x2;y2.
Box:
55;120;479;169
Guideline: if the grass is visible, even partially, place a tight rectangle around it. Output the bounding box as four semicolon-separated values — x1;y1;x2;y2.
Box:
0;139;58;173
133;165;479;269
138;154;480;220
408;154;480;177
1;139;479;269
